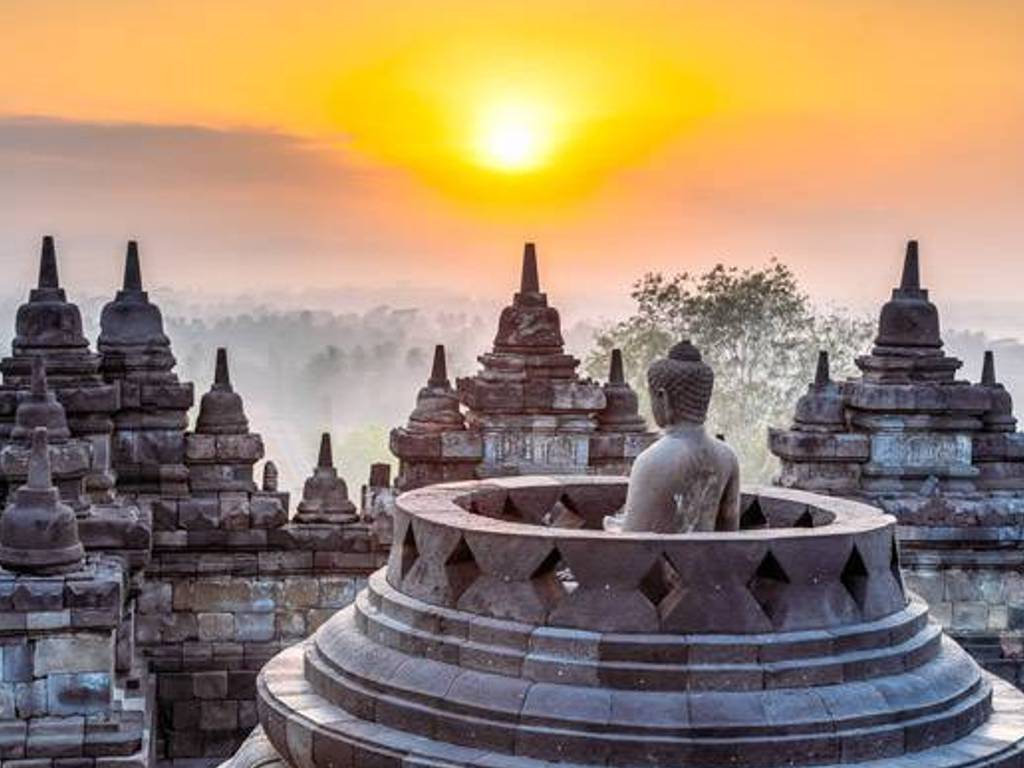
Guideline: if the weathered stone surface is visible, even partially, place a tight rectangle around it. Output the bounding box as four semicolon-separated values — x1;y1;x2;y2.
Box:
393;244;651;490
220;479;1024;768
769;241;1024;690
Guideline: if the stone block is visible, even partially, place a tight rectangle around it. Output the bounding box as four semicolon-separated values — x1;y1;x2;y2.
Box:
27;611;72;630
200;700;238;732
250;495;287;529
989;604;1009;631
276;612;306;640
15;679;47;718
215;434;264;462
13;581;64;612
307;609;336;633
198;613;235;642
188;464;255;493
219;494;250;530
46;672;111;715
903;568;944;605
64;577;120;610
319;577;357;608
188;579;252;612
137;581;172;614
172;700;200;730
281;577;319;608
182;642;213;666
4;643;33;682
178;497;220;530
0;719;26;758
157;673;194;702
226;670;256;699
27;716;84;758
951;601;989;631
185;434;217;462
34;635;112;676
257;551;313;574
0;681;15;718
238;700;258;730
234;613;274;642
1007;604;1024;631
193;671;228;699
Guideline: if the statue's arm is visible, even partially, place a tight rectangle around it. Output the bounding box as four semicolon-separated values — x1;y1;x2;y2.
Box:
621;452;676;532
716;454;741;531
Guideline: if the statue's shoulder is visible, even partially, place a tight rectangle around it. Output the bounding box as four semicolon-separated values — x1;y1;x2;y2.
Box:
711;434;741;472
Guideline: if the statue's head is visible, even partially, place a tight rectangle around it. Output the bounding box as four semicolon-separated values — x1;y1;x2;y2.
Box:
647;340;714;428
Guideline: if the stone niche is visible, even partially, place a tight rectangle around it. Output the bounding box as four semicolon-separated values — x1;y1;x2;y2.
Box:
218;476;1024;768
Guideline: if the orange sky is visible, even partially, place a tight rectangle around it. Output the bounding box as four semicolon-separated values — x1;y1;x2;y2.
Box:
0;1;1022;318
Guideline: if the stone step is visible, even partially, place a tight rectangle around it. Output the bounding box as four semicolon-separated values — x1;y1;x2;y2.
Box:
257;642;1021;768
356;578;942;692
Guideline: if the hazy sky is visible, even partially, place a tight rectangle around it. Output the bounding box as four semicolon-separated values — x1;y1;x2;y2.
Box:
1;1;1022;321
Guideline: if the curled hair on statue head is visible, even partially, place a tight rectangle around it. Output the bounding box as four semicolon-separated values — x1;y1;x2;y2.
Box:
647;339;714;425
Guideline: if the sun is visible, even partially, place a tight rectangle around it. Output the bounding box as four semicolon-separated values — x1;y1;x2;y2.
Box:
472;99;555;174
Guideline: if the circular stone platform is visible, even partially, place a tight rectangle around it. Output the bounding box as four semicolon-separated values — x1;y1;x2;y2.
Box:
225;477;1024;768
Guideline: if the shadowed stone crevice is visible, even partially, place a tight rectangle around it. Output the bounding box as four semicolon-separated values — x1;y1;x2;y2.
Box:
740;497;768;529
443;536;482;602
638;554;685;619
841;545;871;612
748;550;791;627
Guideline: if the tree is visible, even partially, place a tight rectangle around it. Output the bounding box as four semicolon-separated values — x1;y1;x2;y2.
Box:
587;261;873;482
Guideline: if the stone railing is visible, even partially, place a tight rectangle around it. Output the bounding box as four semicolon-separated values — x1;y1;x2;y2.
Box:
388;476;906;634
216;476;1024;768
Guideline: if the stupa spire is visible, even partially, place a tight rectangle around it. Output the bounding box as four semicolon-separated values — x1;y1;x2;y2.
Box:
214;348;231;390
26;426;52;490
982;350;997;386
123;240;142;291
429;344;449;386
317;432;333;469
38;235;59;289
609;349;625;385
900;240;920;292
30;355;47;397
814;350;831;387
520;242;540;294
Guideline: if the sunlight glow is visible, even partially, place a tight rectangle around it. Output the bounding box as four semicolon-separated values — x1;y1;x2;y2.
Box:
473;100;554;173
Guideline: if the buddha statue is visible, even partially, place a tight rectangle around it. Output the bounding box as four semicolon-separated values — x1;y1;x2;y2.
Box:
604;340;740;533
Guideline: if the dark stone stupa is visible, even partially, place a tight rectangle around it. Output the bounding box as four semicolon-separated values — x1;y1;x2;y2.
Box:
0;426;84;574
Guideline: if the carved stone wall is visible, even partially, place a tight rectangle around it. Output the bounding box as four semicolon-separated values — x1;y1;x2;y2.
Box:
137;525;386;760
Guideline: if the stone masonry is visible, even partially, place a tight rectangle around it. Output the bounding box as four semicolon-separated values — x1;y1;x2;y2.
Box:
391;243;654;490
0;237;389;766
770;239;1024;686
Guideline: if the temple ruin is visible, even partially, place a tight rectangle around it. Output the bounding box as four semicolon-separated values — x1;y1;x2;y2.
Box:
390;242;654;491
3;234;1024;768
771;240;1024;685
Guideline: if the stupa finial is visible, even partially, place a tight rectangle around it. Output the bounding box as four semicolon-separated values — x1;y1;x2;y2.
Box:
262;461;279;493
609;349;625;385
39;235;59;289
26;426;52;491
124;240;142;291
982;350;997;386
520;242;540;294
30;355;47;397
214;348;231;390
814;350;831;387
900;240;920;291
429;344;449;386
318;432;333;469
